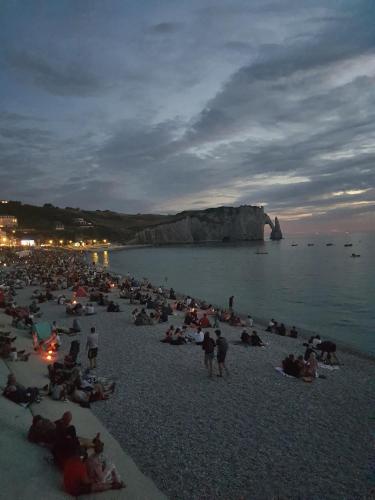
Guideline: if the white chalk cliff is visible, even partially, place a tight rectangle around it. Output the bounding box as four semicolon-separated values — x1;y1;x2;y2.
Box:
130;205;282;244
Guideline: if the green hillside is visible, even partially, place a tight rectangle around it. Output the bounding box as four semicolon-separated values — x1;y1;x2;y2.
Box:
0;201;171;243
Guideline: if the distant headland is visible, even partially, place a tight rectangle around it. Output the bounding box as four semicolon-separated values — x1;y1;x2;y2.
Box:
0;200;282;246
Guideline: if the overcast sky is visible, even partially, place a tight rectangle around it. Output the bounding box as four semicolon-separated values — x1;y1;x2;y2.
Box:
0;0;374;233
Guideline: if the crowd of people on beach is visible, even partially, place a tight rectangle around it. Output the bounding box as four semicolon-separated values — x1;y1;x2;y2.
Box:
0;247;342;495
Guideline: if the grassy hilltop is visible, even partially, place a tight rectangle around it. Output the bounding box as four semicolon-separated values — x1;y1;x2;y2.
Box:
0;201;171;243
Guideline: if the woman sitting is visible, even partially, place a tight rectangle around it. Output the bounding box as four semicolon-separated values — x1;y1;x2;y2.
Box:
161;326;174;343
303;352;318;381
86;436;125;490
198;314;211;328
250;330;264;347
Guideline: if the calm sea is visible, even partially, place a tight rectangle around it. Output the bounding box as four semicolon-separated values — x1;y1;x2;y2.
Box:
96;232;375;356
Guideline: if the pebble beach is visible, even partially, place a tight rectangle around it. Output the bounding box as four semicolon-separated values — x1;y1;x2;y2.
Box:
12;274;375;500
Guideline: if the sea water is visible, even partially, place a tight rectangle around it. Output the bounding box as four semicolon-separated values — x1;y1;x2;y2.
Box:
98;232;375;356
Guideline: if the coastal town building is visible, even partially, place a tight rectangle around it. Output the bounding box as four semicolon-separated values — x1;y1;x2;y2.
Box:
0;215;18;228
73;217;93;227
55;222;65;231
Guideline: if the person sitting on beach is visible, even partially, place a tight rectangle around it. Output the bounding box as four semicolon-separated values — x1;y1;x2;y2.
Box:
265;319;275;332
198;313;211;328
107;301;120;312
28;414;57;446
169;328;186;345
303;352;318;381
202;331;215;377
64;446;125;497
304;343;315;361
131;308;139;321
282;354;300;377
184;311;195;326
187;326;202;343
195;327;204;345
277;323;286;336
228;312;243;326
86;435;125;490
70;318;81;334
296;355;305;374
159;306;169;323
161;326;174;343
134;308;153;326
241;330;251;344
312;335;322;348
289;326;298;338
250;330;264;347
57;294;67;305
85;303;95;315
316;340;339;364
3;373;47;405
29;300;40;314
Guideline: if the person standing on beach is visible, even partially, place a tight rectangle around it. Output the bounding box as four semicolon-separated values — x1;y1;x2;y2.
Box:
215;330;229;377
247;315;254;327
228;296;234;311
86;327;99;370
202;332;215;377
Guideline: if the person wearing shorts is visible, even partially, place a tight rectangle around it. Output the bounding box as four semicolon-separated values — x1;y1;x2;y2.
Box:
215;330;229;377
202;331;215;377
215;329;229;377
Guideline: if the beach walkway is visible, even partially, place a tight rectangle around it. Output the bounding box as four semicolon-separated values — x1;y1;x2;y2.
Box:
0;312;166;500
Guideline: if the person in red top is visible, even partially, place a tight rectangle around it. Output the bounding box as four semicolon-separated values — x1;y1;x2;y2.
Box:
64;450;124;496
198;314;211;328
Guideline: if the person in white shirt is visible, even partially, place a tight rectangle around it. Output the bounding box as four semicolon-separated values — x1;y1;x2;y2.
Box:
247;315;254;327
195;327;204;345
85;303;95;315
86;327;99;370
312;335;322;348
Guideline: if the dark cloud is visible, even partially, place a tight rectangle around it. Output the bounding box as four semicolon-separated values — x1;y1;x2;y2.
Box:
4;50;106;96
148;22;183;34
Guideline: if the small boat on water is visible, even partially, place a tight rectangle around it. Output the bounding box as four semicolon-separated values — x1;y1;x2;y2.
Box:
344;243;353;247
255;251;268;255
326;243;334;246
307;243;314;247
291;243;298;247
351;253;360;258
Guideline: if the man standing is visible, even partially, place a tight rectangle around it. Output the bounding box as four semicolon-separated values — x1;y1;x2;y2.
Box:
86;327;99;370
202;332;215;378
228;295;234;311
215;330;229;377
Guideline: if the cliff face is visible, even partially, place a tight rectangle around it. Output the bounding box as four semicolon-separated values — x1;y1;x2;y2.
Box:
130;205;272;244
270;216;283;240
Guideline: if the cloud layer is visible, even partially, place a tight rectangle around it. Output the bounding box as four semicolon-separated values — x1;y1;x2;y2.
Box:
0;0;374;233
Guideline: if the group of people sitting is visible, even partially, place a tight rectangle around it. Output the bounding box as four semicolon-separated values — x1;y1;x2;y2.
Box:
266;319;298;338
240;330;265;347
282;352;318;381
47;345;116;408
28;410;125;496
161;325;206;345
0;330;31;361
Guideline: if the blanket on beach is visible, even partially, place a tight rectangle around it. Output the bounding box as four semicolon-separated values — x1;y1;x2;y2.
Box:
318;363;340;370
274;367;295;378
